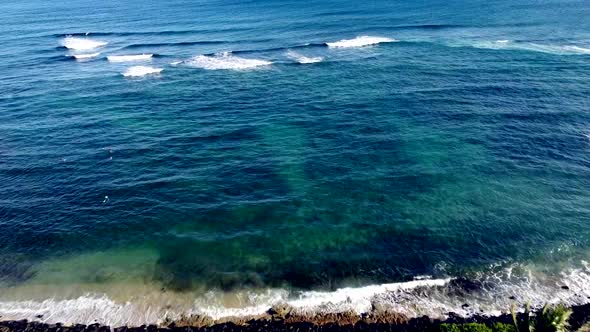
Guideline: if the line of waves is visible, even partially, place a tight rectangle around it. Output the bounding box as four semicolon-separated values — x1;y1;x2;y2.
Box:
1;262;590;327
58;35;590;64
54;35;590;79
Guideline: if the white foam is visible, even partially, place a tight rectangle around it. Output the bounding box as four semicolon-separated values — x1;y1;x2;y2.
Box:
2;262;590;327
186;53;272;70
71;53;100;60
107;54;153;63
327;36;396;48
512;43;590;55
472;40;590;55
61;36;107;50
286;51;323;64
561;45;590;54
0;295;150;326
190;279;453;320
122;66;163;77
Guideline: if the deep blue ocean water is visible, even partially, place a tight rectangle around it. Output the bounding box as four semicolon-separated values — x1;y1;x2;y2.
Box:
1;0;590;325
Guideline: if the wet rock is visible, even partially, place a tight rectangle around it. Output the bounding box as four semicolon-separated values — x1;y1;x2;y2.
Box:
98;325;110;332
449;277;483;294
269;303;293;319
86;323;101;332
365;302;408;325
172;314;214;328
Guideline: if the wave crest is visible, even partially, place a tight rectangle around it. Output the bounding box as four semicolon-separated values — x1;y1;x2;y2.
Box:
61;36;108;50
107;54;153;62
327;36;396;48
185;53;272;70
472;40;590;55
70;53;100;60
286;51;323;64
122;66;163;77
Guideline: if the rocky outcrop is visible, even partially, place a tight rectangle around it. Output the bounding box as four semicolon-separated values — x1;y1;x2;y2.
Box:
0;303;589;332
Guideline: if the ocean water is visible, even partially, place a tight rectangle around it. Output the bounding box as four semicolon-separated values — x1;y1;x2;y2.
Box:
1;0;590;326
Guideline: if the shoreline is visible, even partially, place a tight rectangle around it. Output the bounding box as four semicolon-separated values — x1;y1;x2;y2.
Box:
1;303;589;332
1;273;589;328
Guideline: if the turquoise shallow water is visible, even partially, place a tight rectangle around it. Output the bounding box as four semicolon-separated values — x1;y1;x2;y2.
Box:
1;0;590;325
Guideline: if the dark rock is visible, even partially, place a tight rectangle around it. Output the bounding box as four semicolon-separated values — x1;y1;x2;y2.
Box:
86;323;101;332
462;304;470;308
98;325;111;332
448;278;483;294
562;285;570;290
509;296;516;300
269;303;293;318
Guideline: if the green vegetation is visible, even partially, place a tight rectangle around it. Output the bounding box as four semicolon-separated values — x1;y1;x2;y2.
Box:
511;303;572;332
441;303;574;332
534;304;572;332
439;322;515;332
492;322;518;332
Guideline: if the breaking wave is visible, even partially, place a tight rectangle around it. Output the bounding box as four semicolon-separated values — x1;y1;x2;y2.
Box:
286;51;324;64
1;262;590;327
327;36;397;48
107;54;153;62
471;40;590;55
70;53;100;60
122;66;163;77
61;36;108;50
185;52;272;70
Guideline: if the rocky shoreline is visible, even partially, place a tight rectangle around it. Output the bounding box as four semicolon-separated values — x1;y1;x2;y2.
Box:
1;303;590;332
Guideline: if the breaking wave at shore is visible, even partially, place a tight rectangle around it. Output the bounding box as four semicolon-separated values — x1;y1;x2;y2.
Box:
1;262;590;327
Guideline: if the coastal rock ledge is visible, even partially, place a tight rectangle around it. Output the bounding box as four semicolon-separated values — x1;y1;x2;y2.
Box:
1;303;590;332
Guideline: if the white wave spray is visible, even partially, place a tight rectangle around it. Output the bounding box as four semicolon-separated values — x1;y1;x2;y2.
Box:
107;54;153;62
122;66;163;77
185;52;272;70
2;261;590;327
286;51;324;64
61;36;108;50
471;40;590;55
327;36;396;48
